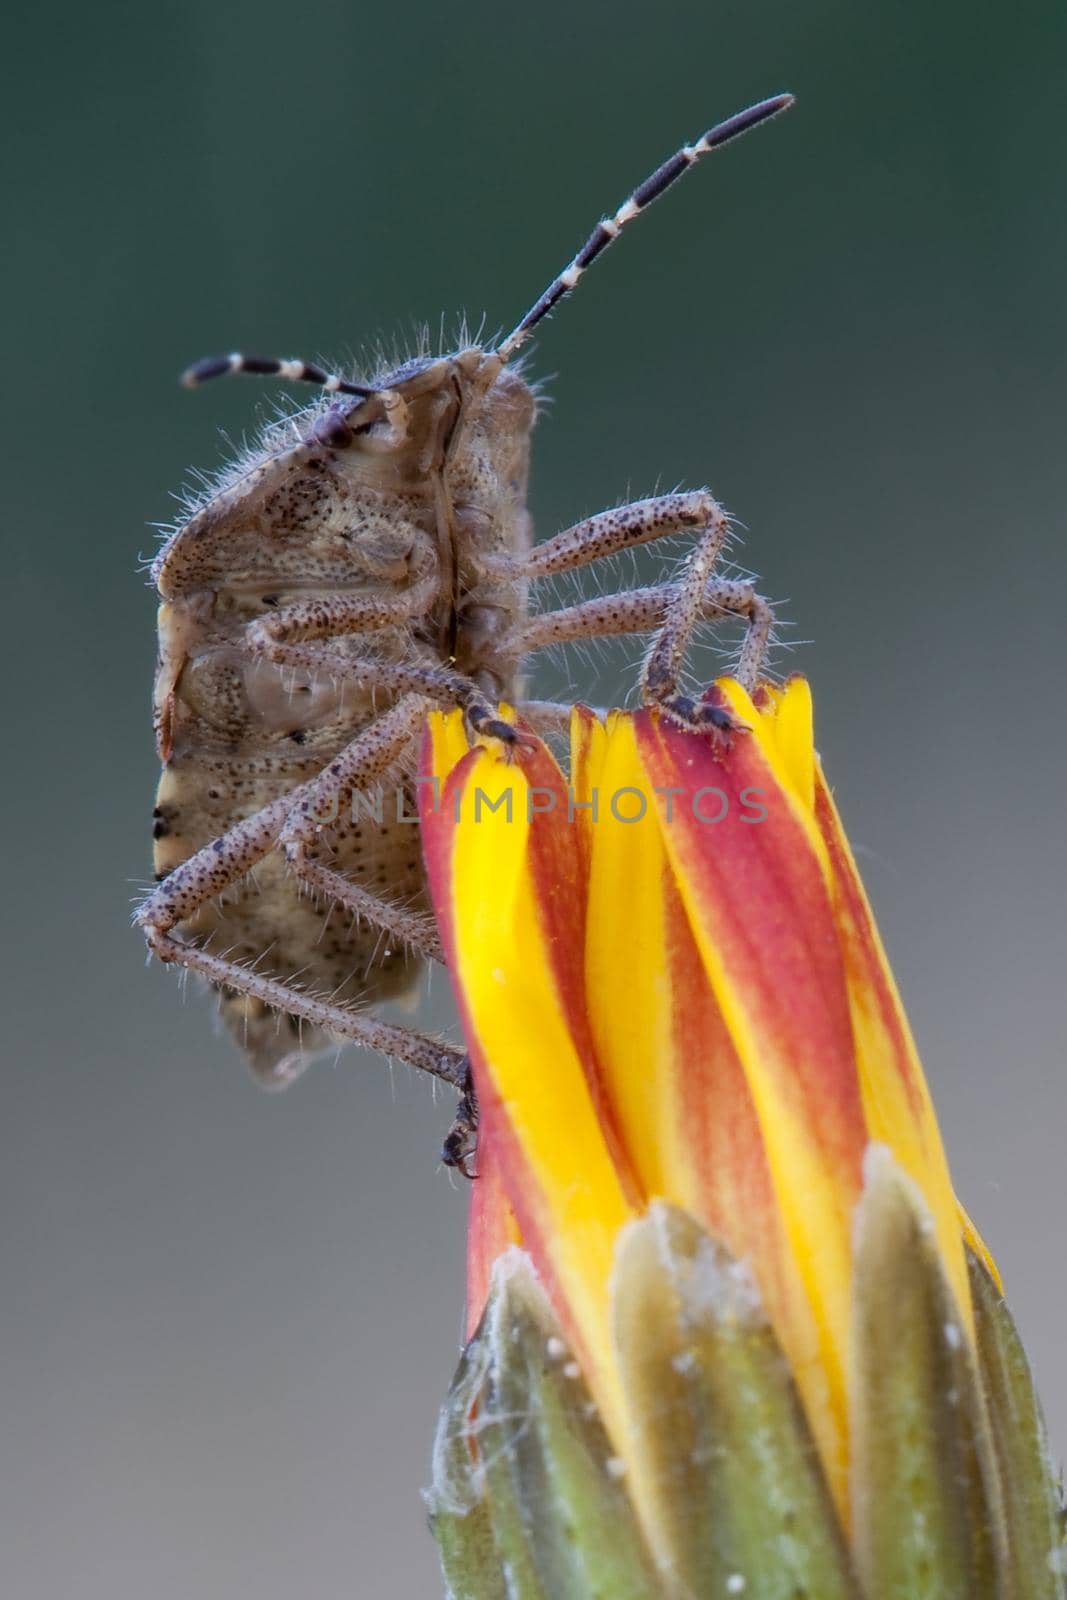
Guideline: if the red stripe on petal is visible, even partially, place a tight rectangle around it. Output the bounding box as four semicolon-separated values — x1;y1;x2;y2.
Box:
515;741;591;1049
656;863;826;1405
662;865;786;1282
465;1118;521;1340
636;711;867;1498
568;704;602;875
637;712;867;1189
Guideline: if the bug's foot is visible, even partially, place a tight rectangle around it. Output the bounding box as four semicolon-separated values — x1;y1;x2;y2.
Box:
441;1061;479;1179
465;703;539;755
656;689;750;743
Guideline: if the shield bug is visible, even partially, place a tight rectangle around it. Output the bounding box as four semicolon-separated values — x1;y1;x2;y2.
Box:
138;92;792;1166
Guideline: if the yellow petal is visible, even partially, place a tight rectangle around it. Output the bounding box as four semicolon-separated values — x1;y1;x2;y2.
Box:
422;724;637;1445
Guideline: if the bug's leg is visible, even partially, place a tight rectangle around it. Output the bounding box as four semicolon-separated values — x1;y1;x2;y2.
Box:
728;581;776;693
506;575;775;701
640;569;775;728
139;782;309;942
138;701;463;1089
140;780;452;1081
277;694;445;963
245;567;440;651
484;490;749;732
638;513;734;731
247;624;533;750
441;1061;479;1178
283;842;444;963
483;491;727;583
139;704;429;949
245;582;534;747
145;927;466;1089
276;698;481;1165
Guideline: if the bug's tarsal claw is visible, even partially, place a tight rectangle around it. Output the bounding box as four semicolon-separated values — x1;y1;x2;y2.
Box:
482;718;519;745
442;1063;479;1178
699;684;751;736
442;1129;478;1179
659;691;749;743
465;705;539;753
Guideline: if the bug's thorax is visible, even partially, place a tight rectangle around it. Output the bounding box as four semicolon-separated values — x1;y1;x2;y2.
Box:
353;347;536;610
151;350;536;758
426;352;536;684
157;351;532;581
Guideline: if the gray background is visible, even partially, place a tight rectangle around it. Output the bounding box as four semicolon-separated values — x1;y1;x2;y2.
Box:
4;2;1065;1595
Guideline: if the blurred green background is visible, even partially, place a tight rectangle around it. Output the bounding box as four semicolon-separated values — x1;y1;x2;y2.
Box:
4;1;1065;1594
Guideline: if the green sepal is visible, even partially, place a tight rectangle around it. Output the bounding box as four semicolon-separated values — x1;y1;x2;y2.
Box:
968;1247;1067;1599
425;1331;514;1600
427;1251;660;1600
612;1202;859;1599
430;1185;1066;1600
850;1148;1008;1598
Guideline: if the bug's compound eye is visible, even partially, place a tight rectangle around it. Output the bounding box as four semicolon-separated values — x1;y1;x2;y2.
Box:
308;405;356;448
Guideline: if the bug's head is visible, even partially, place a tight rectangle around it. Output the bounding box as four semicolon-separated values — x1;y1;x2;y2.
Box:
297;346;535;473
182;344;534;465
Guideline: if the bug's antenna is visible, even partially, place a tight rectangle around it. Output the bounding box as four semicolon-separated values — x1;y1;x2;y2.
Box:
180;352;374;398
497;92;795;361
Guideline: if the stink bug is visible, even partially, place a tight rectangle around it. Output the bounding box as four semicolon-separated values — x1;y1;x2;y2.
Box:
138;93;792;1166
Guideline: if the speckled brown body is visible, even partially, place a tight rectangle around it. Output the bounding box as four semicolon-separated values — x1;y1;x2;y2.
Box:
151;352;534;1081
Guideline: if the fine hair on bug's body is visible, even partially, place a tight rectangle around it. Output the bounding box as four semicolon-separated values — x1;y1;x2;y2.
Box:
138;93;793;1170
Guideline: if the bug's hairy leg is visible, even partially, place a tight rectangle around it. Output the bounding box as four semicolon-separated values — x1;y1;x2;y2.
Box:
244;570;440;656
248;630;532;750
483;490;724;582
730;582;776;692
139;701;463;1083
139;782;311;937
286;852;444;962
484;489;747;733
505;575;775;697
637;501;736;731
279;694;445;963
139;779;434;1070
246;581;533;746
441;1061;479;1179
146;927;466;1089
283;839;443;960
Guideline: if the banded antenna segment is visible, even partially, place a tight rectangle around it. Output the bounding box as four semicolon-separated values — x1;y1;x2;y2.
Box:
497;92;794;360
181;352;373;398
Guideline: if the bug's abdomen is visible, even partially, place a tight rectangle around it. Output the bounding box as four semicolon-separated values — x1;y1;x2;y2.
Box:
151;602;431;1084
154;755;426;1083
